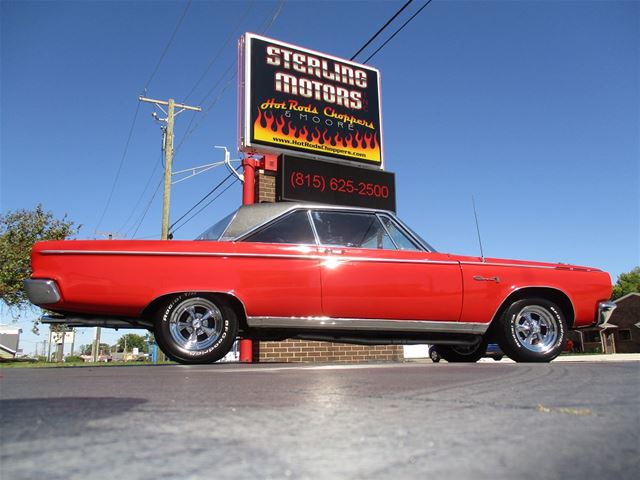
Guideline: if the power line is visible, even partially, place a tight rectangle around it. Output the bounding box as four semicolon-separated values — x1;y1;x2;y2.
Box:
131;178;163;238
174;0;285;158
350;0;413;61
170;176;239;235
131;0;283;239
182;1;255;103
117;152;163;233
258;0;286;34
96;0;193;234
95;101;142;234
169;171;235;232
175;66;236;157
144;0;193;91
363;0;434;64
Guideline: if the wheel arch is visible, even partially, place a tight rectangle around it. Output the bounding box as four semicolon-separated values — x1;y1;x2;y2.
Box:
490;287;575;332
142;291;249;332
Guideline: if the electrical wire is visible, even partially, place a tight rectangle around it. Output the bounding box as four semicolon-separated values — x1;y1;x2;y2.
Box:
257;0;286;34
363;0;434;64
95;101;142;234
350;0;413;61
143;0;193;91
169;171;235;232
182;1;255;103
174;0;285;157
118;152;163;233
170;175;239;235
131;178;163;238
96;0;192;235
130;0;284;239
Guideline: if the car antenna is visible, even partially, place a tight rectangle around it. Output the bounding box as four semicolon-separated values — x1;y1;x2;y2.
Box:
472;195;485;263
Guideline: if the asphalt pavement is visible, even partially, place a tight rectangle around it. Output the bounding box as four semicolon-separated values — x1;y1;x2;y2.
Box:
1;360;639;480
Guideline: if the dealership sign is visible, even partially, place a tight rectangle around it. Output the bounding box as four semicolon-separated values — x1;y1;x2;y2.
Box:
239;33;384;168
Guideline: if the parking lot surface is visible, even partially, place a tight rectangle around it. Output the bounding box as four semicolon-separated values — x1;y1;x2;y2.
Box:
1;361;638;479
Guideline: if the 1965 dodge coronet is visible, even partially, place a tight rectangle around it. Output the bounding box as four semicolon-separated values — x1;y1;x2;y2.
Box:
25;203;615;364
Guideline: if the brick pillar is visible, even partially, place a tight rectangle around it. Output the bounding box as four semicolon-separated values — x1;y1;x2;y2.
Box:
255;169;276;203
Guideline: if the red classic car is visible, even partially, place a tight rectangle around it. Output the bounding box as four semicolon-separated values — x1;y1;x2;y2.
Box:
24;203;615;364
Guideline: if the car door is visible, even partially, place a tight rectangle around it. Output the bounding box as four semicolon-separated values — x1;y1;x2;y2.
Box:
236;209;322;317
312;210;463;321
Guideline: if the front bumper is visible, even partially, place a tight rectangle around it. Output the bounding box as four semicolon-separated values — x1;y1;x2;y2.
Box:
595;301;617;327
23;279;61;305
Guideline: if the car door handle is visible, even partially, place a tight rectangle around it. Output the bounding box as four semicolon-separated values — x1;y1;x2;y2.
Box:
473;275;500;283
323;248;344;255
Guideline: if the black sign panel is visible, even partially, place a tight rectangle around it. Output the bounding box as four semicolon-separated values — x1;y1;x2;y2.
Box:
277;155;396;212
241;34;383;167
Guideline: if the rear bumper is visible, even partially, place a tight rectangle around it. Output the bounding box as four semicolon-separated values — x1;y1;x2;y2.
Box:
595;301;617;327
23;278;61;305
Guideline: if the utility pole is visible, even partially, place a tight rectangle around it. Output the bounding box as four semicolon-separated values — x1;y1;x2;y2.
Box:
47;328;52;361
92;326;101;362
138;96;201;240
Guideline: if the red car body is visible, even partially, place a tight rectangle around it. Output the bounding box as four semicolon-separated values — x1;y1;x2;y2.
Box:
25;203;615;364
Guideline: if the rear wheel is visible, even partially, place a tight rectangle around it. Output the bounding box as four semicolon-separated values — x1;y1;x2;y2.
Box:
497;298;567;363
154;293;238;364
435;339;487;363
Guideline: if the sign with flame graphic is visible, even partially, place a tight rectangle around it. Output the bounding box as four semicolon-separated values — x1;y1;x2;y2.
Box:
239;33;383;168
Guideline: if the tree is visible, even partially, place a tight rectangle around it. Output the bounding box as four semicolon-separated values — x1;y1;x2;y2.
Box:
612;267;640;300
116;333;150;353
0;205;80;310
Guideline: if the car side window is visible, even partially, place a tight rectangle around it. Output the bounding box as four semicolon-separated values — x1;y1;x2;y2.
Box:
243;210;316;244
380;216;422;251
311;211;396;250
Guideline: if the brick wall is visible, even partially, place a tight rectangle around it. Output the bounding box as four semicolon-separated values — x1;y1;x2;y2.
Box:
254;339;404;363
252;169;404;363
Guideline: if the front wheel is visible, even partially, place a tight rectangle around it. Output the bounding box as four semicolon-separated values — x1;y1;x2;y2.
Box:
154;293;238;364
496;298;567;363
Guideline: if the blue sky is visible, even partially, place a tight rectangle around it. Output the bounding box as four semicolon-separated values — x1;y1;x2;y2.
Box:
2;0;638;354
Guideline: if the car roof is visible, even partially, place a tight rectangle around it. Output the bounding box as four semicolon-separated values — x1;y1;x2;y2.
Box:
220;202;397;241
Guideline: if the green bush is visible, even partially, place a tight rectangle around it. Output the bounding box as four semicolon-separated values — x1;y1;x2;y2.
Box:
65;355;84;363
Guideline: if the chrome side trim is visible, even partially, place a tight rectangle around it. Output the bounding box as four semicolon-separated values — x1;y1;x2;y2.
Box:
462;261;558;270
40;250;322;260
246;316;489;334
38;249;460;266
596;301;617;326
23;279;61;305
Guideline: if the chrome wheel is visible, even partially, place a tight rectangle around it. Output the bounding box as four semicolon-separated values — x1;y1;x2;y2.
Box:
168;297;223;352
512;305;559;353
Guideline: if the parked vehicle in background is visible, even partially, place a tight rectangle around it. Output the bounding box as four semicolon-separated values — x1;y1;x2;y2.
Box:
25;203;616;365
429;346;441;363
485;344;504;361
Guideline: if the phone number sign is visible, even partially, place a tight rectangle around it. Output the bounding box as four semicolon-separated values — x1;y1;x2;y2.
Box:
277;155;396;211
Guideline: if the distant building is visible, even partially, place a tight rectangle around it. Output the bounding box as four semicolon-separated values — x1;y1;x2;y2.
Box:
0;325;23;359
570;293;640;353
